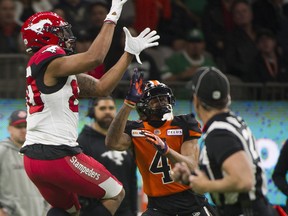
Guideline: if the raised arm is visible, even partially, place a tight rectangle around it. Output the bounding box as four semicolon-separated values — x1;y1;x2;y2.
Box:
72;27;159;97
105;104;133;151
106;69;144;150
48;0;128;78
76;52;133;97
48;24;118;77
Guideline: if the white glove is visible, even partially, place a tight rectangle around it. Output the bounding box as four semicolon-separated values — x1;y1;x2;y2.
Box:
104;0;128;24
123;27;160;64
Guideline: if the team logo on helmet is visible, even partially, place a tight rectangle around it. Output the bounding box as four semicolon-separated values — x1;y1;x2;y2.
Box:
42;45;58;53
24;19;52;34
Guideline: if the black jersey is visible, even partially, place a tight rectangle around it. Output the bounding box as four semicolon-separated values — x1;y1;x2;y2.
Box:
200;112;267;206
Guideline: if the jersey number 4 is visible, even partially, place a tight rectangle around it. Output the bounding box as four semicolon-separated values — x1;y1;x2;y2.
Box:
149;152;173;184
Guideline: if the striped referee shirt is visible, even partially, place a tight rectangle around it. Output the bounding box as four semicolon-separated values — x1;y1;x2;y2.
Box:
199;111;267;206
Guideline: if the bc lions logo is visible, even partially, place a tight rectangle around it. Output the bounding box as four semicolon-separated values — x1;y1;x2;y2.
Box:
24;19;52;34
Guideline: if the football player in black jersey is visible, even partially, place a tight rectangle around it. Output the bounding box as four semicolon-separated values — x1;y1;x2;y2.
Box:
172;67;277;216
106;69;217;216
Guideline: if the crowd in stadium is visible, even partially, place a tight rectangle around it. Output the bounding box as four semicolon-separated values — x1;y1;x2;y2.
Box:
2;0;288;84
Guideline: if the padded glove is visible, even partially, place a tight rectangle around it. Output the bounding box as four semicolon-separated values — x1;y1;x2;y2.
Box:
104;0;128;24
124;27;160;64
142;130;169;155
124;68;144;108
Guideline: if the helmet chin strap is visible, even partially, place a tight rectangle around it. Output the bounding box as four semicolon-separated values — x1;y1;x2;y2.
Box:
161;111;174;121
148;104;174;121
161;104;174;121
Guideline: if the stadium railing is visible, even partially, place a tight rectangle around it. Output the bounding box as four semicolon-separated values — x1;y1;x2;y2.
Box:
0;54;287;100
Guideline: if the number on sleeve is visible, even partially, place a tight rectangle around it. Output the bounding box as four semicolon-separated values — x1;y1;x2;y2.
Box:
69;79;79;112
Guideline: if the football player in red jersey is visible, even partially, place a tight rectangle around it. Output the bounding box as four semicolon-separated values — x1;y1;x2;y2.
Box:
19;1;160;215
106;70;217;216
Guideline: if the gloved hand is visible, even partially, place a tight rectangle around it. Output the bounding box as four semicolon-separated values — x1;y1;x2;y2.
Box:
141;130;169;155
104;0;128;24
123;27;160;64
124;68;144;108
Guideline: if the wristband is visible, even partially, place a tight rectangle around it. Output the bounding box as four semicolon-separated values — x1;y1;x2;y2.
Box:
159;142;169;155
103;20;116;25
163;146;170;155
124;99;136;109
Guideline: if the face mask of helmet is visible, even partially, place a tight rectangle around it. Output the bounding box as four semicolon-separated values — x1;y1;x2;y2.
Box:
136;84;175;121
52;24;76;54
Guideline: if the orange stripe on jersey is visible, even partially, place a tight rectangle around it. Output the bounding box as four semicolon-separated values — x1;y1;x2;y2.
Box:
189;130;201;138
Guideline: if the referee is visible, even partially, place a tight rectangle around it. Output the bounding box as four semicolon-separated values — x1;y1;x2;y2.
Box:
172;67;277;216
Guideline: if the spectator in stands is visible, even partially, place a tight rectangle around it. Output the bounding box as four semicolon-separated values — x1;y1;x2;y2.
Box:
14;0;53;25
161;28;216;81
53;0;90;38
224;0;259;82
75;31;106;79
53;7;66;20
253;29;288;83
0;0;22;53
182;0;207;18
133;0;171;33
252;0;285;34
0;110;48;216
157;0;200;50
87;1;110;40
272;139;288;213
78;97;138;216
252;0;288;62
202;0;235;70
86;1;125;74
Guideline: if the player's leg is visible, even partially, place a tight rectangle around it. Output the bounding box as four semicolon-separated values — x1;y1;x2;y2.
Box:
23;153;124;215
31;180;80;216
23;155;81;215
63;153;125;215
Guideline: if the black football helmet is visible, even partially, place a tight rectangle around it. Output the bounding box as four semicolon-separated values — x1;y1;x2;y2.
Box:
136;80;175;120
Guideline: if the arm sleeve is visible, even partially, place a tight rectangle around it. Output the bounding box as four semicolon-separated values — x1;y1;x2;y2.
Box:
31;45;66;77
175;114;202;142
206;130;243;165
124;120;142;137
272;140;288;196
